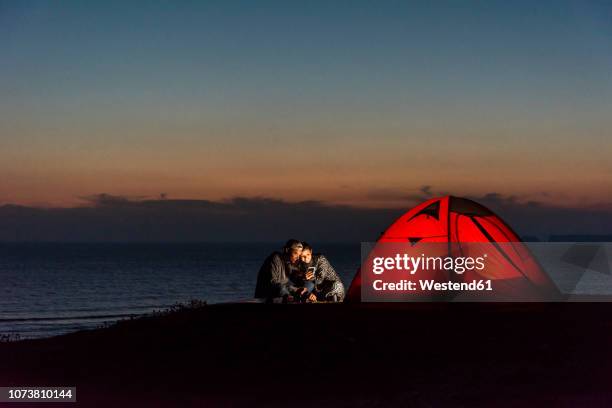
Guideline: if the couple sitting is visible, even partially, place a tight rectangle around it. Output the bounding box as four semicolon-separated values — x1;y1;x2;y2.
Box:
254;239;345;303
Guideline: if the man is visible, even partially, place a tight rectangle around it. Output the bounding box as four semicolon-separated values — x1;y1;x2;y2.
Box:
254;239;304;301
300;243;345;302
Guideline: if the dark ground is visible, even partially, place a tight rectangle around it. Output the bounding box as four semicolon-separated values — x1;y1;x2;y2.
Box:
1;303;612;407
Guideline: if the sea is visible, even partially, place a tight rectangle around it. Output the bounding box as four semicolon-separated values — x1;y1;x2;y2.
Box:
0;242;360;339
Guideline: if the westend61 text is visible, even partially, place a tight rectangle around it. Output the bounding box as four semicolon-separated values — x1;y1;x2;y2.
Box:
372;279;493;292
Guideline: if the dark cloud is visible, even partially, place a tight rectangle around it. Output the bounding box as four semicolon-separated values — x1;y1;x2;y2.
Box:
80;193;134;207
366;185;435;203
0;193;610;242
0;196;398;242
420;185;432;196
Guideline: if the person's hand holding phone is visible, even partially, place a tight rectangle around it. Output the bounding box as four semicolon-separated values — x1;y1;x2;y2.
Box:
305;267;316;281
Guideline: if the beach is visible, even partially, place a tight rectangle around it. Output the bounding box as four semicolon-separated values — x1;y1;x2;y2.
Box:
1;302;611;407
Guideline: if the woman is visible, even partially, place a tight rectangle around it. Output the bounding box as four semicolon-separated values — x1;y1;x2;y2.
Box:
299;242;345;302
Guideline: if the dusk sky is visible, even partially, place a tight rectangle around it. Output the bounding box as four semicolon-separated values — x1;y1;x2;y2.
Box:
1;1;611;209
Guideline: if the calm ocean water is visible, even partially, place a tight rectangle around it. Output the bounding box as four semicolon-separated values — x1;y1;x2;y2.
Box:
0;243;360;339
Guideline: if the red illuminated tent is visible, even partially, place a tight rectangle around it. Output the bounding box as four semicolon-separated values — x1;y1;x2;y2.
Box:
346;196;560;302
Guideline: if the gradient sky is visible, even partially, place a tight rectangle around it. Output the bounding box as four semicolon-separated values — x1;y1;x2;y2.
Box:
1;1;611;208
